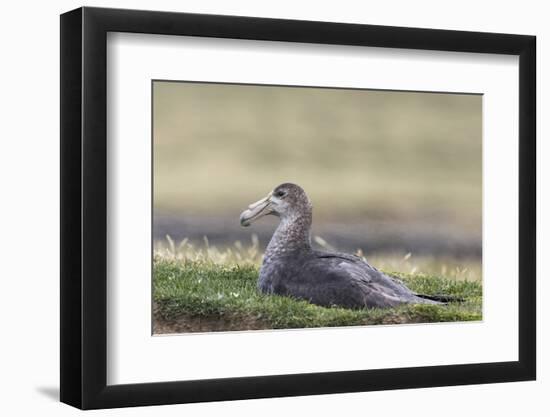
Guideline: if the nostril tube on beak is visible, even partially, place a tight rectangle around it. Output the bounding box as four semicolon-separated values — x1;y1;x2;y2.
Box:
239;193;273;227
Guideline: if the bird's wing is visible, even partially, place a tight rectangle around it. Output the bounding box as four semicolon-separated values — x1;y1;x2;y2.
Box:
304;252;419;308
315;252;445;306
314;251;410;291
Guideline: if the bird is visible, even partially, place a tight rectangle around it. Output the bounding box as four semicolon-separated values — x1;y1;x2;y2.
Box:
240;182;454;309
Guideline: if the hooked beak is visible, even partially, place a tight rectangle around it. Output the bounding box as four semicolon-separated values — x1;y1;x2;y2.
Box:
240;192;273;227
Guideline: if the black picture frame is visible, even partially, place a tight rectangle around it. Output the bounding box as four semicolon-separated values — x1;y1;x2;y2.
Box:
60;6;536;410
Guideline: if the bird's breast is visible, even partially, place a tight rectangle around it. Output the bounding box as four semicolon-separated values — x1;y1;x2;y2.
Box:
259;251;303;292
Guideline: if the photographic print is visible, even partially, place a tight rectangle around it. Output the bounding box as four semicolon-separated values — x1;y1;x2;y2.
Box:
152;81;482;334
60;8;536;408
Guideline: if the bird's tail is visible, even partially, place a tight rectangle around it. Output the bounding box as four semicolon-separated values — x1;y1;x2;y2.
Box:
415;293;465;304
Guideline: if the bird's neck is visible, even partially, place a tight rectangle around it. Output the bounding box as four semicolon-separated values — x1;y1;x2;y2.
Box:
265;213;312;260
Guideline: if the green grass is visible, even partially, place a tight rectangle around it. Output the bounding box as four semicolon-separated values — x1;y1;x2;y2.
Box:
153;256;482;333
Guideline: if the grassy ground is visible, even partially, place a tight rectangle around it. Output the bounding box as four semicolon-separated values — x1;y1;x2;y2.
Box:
153;238;482;334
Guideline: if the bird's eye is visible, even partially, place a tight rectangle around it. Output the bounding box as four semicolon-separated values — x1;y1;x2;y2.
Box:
275;190;286;198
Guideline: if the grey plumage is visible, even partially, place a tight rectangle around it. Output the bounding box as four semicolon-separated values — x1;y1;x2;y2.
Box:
240;183;444;309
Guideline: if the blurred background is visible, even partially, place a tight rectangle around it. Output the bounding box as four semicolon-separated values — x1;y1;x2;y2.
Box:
153;81;482;279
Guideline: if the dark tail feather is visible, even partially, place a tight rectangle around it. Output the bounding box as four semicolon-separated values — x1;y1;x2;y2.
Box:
415;293;465;303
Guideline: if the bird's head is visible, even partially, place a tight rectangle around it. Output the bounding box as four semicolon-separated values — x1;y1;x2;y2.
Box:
240;183;312;227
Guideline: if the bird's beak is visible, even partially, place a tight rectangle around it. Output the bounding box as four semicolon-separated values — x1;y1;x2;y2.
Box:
240;192;273;227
